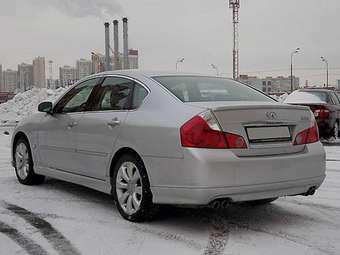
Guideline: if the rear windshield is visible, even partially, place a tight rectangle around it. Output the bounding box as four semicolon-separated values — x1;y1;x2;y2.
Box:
284;91;330;104
152;76;273;102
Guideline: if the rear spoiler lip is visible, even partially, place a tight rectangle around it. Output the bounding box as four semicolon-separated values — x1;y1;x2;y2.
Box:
211;104;310;112
287;102;328;106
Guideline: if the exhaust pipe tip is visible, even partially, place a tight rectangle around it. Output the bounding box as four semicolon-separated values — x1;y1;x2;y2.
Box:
221;200;230;209
209;198;231;210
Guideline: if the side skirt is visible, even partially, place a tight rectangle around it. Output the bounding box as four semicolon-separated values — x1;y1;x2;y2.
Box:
36;166;112;195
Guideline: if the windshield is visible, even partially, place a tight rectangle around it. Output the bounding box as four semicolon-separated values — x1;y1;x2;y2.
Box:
284;91;329;104
153;76;273;102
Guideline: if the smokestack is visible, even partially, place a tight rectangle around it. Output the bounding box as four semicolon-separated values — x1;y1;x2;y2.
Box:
122;17;129;69
104;22;111;71
113;20;120;70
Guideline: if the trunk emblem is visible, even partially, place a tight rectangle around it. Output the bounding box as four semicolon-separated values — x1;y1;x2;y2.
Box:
266;112;278;120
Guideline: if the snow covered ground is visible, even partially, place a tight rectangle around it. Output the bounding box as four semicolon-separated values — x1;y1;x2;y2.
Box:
0;126;339;255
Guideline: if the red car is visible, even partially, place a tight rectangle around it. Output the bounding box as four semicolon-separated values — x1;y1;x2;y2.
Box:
284;89;340;139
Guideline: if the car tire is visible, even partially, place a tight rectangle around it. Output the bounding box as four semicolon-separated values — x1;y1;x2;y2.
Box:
112;153;158;222
14;137;45;185
246;197;278;206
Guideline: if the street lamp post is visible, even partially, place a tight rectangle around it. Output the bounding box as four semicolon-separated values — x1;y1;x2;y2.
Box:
321;56;329;87
176;58;185;71
290;47;300;93
210;64;219;76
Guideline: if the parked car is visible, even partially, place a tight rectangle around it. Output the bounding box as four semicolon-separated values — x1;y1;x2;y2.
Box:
11;71;326;222
284;89;340;139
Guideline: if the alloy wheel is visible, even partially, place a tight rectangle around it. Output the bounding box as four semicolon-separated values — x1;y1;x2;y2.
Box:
116;162;143;215
15;142;30;180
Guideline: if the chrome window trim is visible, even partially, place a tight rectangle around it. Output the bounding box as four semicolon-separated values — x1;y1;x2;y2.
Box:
52;77;102;113
87;74;151;113
53;75;150;114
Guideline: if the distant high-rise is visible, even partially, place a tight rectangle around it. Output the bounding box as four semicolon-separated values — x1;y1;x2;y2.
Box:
33;56;46;88
91;53;105;74
239;75;300;93
59;66;77;87
76;59;92;80
128;49;139;69
112;52;123;71
91;49;138;72
3;69;18;93
0;64;3;92
18;63;33;92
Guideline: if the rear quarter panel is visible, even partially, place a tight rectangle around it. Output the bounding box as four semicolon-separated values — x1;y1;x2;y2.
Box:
115;76;202;158
112;76;203;185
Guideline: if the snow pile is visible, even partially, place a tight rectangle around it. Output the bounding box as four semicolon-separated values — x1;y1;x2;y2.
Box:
0;87;67;124
270;93;288;103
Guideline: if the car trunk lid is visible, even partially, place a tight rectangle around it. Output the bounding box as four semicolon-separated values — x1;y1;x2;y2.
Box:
186;101;313;157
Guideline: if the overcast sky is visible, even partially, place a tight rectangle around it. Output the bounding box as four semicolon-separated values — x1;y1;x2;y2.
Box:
1;0;340;85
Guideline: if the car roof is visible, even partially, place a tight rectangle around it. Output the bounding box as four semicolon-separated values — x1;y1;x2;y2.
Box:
297;89;334;93
86;70;231;80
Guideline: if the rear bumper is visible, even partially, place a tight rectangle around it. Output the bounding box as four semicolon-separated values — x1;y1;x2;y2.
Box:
146;142;326;205
152;175;325;205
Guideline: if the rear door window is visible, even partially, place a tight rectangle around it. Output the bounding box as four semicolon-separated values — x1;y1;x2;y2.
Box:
132;84;148;109
93;77;134;111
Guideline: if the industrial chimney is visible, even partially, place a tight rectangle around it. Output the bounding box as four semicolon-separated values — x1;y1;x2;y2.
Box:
122;17;129;69
113;20;120;70
104;22;111;71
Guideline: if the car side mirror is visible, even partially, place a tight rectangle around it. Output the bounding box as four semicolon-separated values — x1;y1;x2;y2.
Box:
38;102;53;114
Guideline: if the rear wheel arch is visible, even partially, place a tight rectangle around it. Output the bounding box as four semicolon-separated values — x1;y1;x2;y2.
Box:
109;148;148;179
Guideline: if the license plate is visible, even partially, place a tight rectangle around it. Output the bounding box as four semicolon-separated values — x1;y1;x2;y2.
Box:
246;126;291;143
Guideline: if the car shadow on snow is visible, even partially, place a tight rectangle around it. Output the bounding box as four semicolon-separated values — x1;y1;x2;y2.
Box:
40;178;316;225
29;178;334;254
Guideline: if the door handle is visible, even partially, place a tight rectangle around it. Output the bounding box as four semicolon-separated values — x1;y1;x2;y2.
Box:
107;118;120;127
67;121;78;128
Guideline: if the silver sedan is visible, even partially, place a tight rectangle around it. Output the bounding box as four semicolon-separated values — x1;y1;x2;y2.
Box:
11;71;326;222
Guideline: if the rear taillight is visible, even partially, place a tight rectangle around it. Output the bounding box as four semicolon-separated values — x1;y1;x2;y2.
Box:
180;112;247;149
294;122;319;145
224;132;248;149
313;106;330;119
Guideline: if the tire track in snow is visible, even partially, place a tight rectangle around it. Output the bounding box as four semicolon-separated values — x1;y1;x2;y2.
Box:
283;199;340;214
228;220;335;255
132;224;204;250
202;212;229;255
0;220;48;255
4;202;81;255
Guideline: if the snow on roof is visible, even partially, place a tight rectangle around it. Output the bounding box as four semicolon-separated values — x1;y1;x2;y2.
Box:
284;90;328;104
